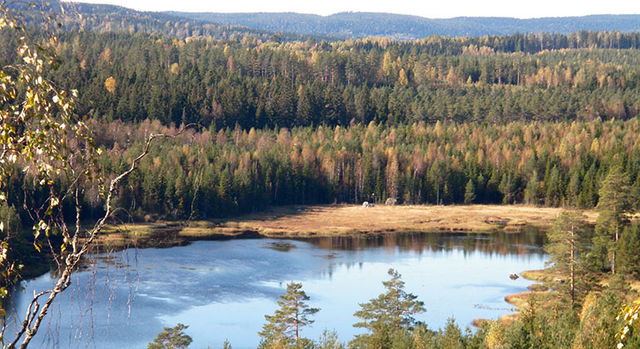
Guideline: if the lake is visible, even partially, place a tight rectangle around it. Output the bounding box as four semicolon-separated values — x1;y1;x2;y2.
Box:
4;232;547;348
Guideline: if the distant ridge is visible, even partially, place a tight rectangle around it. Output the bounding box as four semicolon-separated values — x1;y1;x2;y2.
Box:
165;11;640;39
22;1;323;41
19;2;640;41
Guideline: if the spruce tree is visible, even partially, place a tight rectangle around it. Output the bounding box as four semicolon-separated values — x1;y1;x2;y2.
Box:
464;179;476;204
617;224;640;277
594;166;634;274
524;172;540;205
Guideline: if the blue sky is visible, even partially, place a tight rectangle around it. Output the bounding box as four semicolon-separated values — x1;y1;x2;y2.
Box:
67;0;640;18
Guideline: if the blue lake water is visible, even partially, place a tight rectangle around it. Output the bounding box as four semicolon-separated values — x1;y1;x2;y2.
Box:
4;232;547;348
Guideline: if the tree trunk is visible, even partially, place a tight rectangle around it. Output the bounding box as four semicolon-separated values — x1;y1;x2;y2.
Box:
294;310;299;342
570;226;576;307
612;222;619;275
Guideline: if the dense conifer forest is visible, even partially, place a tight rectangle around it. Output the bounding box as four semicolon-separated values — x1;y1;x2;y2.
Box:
3;22;640;223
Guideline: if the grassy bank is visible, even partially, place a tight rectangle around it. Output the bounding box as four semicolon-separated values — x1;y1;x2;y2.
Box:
94;204;596;249
470;269;553;326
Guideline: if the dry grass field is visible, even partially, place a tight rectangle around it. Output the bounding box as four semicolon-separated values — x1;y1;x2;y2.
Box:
193;204;597;237
94;204;597;248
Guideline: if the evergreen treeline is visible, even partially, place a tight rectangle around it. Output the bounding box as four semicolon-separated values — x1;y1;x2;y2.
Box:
7;119;640;221
3;31;640;128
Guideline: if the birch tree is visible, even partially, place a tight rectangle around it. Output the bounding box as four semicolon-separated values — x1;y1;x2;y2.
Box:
0;4;189;347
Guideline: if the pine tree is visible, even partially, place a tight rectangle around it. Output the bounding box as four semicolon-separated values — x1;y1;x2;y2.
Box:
259;282;319;345
351;269;425;347
546;210;591;307
148;323;192;349
316;330;344;349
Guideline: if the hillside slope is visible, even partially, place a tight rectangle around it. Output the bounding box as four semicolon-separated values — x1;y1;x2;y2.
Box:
166;11;640;39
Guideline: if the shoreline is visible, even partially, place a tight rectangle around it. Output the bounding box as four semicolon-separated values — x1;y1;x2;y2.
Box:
472;269;550;327
37;204;572;330
94;204;596;250
93;203;564;327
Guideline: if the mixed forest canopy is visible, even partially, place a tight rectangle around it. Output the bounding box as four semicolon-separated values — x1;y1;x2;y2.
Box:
2;29;640;129
2;4;640;227
15;2;640;41
4;119;640;223
17;1;318;41
2;10;640;221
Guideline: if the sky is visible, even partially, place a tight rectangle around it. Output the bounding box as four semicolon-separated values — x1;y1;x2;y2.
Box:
67;0;640;18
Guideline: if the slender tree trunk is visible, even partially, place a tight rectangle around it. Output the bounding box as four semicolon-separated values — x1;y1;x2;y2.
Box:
612;222;619;275
570;224;576;307
294;310;299;342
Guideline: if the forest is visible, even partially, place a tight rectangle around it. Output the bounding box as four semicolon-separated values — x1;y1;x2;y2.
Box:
3;30;640;128
21;1;316;42
4;119;640;223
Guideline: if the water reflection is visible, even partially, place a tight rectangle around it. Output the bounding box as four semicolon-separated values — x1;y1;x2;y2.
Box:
4;232;547;349
307;230;545;255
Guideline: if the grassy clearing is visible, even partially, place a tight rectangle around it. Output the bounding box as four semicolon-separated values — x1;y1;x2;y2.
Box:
94;204;596;248
189;204;595;237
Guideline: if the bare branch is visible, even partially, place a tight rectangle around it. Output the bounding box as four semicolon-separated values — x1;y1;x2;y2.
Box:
10;124;197;349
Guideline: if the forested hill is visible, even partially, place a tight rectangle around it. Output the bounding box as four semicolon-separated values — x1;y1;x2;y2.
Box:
21;2;318;41
21;2;640;41
165;12;640;39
